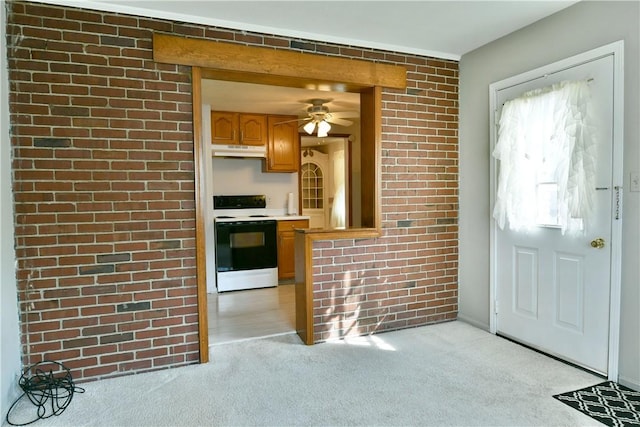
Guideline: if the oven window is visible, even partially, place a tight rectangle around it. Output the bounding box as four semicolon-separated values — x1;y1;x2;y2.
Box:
215;220;277;272
230;231;264;248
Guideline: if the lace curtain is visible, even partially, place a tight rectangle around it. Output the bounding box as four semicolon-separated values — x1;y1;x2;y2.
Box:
492;79;596;234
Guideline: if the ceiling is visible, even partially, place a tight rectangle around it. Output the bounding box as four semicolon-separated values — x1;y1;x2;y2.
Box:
201;80;360;123
37;0;580;124
42;0;579;60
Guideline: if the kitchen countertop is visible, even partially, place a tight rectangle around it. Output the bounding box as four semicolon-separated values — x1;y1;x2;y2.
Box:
271;215;310;221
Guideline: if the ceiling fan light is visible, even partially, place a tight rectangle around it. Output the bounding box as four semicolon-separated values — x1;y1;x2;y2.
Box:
317;120;331;137
303;121;316;135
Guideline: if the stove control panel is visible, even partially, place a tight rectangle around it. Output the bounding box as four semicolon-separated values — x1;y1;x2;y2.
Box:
213;195;266;210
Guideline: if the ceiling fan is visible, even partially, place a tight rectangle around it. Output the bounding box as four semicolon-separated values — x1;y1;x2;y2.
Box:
297;99;358;137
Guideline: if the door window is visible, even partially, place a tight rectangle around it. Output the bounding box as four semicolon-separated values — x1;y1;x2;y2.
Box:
492;79;595;234
301;163;324;209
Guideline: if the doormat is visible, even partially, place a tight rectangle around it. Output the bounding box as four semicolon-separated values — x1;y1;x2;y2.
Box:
553;381;640;426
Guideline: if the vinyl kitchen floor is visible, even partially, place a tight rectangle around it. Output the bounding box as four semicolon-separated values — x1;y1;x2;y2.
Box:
207;283;296;345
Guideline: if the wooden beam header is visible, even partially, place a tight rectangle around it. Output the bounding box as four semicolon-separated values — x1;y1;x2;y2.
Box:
153;33;406;90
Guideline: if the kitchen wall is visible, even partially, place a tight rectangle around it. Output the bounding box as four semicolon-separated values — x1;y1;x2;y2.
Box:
211;158;297;213
5;0;458;382
459;1;639;388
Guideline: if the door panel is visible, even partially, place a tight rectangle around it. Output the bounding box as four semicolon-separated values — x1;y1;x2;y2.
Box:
513;247;538;319
554;253;584;332
495;54;614;374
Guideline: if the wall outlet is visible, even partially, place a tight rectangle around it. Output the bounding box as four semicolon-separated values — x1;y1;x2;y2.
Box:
631;172;640;192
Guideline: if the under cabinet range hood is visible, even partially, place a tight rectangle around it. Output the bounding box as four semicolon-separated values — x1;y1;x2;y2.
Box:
211;144;267;158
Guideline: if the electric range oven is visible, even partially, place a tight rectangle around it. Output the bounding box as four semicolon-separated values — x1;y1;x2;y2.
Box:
213;195;278;292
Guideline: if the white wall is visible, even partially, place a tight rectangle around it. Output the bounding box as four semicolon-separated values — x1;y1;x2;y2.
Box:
459;1;639;388
1;0;22;414
211;157;298;213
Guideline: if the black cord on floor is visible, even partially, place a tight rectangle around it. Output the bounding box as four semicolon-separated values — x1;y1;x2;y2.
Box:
5;360;85;426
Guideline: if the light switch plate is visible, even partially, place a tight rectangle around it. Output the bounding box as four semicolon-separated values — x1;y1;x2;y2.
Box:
631;172;640;192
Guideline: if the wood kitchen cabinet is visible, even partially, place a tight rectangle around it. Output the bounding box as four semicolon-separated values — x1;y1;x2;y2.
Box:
277;219;309;281
211;111;267;146
266;115;299;172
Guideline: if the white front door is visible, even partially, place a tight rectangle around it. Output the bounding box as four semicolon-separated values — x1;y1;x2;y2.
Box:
493;52;617;375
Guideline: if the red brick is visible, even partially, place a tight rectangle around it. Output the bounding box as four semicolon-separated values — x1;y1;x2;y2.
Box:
100;352;133;364
136;348;167;359
83;364;118;378
120;360;152;372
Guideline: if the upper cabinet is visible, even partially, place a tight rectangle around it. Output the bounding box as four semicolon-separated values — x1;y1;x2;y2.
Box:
239;114;268;146
210;111;237;144
266;115;299;173
211;111;267;146
210;110;298;173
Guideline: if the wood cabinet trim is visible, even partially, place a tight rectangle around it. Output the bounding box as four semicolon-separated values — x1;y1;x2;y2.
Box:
298;228;380;240
154;33;406;90
192;67;209;362
360;87;382;229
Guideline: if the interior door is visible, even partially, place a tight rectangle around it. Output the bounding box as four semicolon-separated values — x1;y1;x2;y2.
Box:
494;54;615;374
301;150;329;228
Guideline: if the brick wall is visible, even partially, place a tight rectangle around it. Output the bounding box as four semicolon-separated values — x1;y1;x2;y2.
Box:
313;58;458;341
7;0;458;380
7;1;200;380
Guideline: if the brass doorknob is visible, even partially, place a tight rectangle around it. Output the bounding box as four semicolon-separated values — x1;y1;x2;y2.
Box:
590;238;605;249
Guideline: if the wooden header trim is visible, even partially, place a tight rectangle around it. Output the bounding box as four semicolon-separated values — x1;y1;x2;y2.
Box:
153;33;406;90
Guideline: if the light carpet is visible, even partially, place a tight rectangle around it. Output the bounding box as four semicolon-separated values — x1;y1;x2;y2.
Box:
4;321;603;426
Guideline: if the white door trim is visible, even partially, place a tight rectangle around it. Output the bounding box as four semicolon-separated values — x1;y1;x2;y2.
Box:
488;40;624;380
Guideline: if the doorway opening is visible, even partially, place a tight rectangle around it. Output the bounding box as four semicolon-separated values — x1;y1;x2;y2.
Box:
155;33;403;358
201;81;360;346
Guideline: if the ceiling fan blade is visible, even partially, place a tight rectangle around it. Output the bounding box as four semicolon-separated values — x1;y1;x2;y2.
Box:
276;117;311;125
330;99;359;110
329;111;359;119
326;117;353;127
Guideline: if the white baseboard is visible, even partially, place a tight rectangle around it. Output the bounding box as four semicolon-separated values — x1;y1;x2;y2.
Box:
2;373;21;420
456;314;490;332
618;375;640;391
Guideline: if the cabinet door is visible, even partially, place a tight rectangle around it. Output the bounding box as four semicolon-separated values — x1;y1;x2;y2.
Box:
211;111;239;145
239;114;267;146
277;220;308;280
266;115;299;172
278;230;296;280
